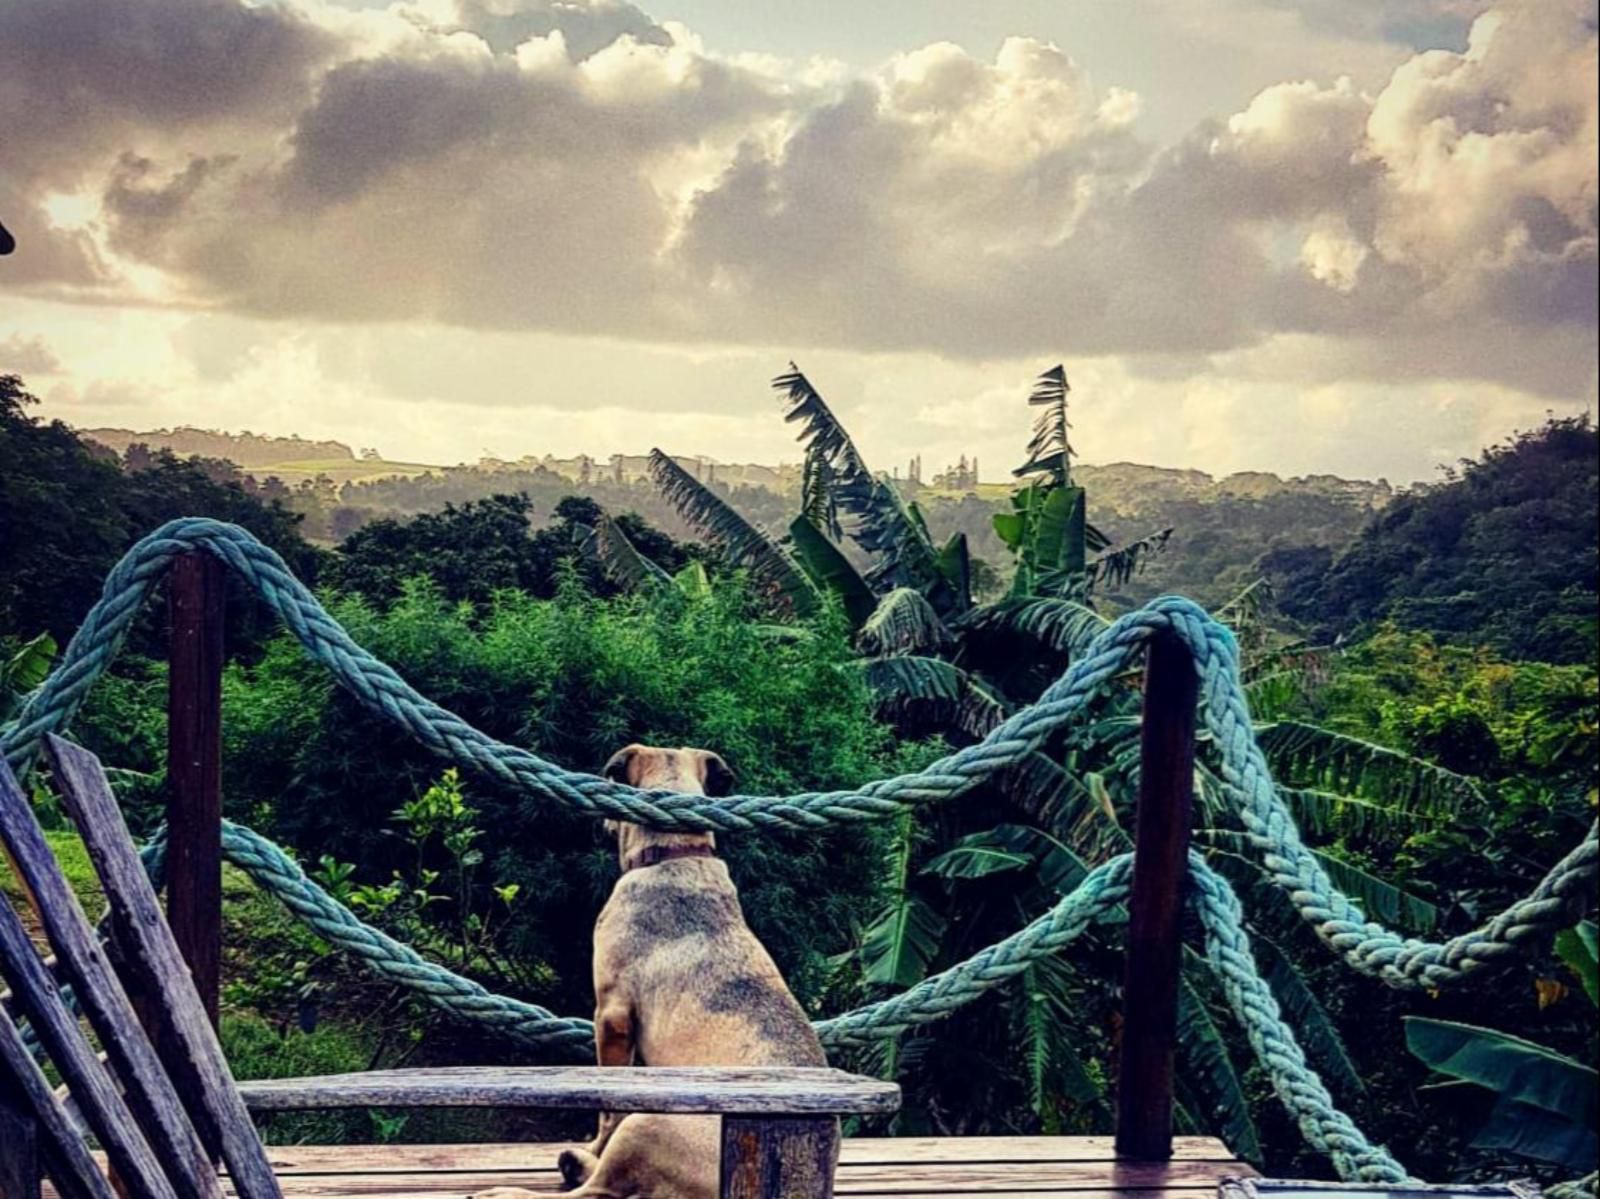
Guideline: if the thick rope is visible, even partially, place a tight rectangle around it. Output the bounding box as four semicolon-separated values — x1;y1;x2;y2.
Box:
4;518;1592;994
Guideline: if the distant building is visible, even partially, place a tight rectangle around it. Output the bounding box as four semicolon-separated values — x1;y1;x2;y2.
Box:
932;454;979;490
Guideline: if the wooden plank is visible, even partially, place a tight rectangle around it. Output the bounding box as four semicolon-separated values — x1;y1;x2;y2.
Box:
1116;628;1198;1162
168;1162;1243;1197
721;1115;839;1198
0;766;218;1199
166;550;226;1031
51;1186;1225;1199
256;1137;1247;1174
45;738;281;1199
238;1066;900;1115
0;1008;110;1199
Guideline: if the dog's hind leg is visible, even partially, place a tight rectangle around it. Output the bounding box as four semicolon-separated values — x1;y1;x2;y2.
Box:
557;1146;599;1191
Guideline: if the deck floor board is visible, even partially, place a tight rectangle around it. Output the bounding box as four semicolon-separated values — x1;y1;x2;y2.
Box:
48;1136;1254;1199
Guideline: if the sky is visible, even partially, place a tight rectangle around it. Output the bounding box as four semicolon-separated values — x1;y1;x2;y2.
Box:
0;0;1595;484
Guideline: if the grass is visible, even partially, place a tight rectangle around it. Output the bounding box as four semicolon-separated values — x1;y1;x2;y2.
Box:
0;828;107;942
251;457;440;486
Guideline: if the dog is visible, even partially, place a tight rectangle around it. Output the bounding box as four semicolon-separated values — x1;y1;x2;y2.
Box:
476;744;831;1199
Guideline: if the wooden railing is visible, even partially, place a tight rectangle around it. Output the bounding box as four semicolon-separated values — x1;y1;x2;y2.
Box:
160;550;1200;1161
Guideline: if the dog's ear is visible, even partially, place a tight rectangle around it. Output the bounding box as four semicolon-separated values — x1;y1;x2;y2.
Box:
603;745;640;785
699;752;735;798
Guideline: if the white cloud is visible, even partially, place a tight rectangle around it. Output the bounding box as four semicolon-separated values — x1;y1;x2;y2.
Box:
0;0;1593;482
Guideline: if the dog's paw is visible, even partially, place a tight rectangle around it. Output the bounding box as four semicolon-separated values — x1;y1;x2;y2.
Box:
557;1147;598;1191
468;1188;544;1199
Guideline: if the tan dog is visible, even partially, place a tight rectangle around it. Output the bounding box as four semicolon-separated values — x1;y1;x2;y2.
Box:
478;744;831;1199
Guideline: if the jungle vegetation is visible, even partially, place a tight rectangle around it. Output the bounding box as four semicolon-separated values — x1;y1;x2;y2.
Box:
1;369;1595;1179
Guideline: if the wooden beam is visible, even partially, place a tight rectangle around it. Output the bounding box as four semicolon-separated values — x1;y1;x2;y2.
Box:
237;1066;900;1115
1115;628;1199;1162
166;552;225;1030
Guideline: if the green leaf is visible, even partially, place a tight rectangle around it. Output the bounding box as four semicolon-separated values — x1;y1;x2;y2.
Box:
1312;849;1439;933
859;588;953;657
860;813;946;988
962;597;1108;658
4;631;57;693
1555;922;1598;1007
863;656;1007;737
1013;364;1073;487
1405;1017;1598;1127
1086;528;1173;592
992;511;1025;548
787;515;875;629
1257;720;1484;816
935;532;973;611
673;560;712;599
580;513;672;594
923;835;1032;879
649;449;817;615
774;365;946;601
1472;1095;1599;1171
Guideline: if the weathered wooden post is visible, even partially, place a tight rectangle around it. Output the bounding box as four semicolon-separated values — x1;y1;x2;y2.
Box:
166;551;226;1029
1115;628;1198;1162
0;1074;40;1199
720;1116;840;1199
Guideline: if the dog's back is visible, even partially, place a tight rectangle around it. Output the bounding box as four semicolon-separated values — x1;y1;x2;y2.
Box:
596;857;827;1069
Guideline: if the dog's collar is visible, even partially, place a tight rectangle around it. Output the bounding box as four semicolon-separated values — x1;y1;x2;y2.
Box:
623;843;718;873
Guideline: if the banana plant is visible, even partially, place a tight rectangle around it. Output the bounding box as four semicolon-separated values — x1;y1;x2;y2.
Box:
1406;1008;1597;1174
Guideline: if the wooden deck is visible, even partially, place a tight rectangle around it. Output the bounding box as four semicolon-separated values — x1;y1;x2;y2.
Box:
239;1135;1255;1199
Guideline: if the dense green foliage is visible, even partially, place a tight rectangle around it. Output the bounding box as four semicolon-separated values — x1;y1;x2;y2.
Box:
3;369;1594;1176
0;374;321;648
74;570;932;1031
1273;418;1598;664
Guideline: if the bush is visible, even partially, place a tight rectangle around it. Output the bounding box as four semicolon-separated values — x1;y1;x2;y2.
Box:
192;571;938;1028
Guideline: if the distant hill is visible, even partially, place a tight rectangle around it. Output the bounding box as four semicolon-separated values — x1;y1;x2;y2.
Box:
1273;417;1598;663
83;427;360;469
67;422;1397;610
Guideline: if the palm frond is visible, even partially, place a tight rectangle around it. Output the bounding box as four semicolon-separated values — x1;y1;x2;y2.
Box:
583;513;672;593
1255;719;1485;815
859;588;954;657
773;364;945;597
1014;365;1073;487
964;597;1110;658
1014;956;1109;1129
860;813;946;988
800;446;843;541
1198;829;1441;933
1310;848;1439;933
648;449;817;615
1251;932;1365;1098
863;656;1008;738
1177;967;1263;1163
1086;527;1173;591
1275;785;1437;842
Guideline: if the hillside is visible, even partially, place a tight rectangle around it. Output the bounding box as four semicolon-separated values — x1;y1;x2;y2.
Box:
1274;417;1599;663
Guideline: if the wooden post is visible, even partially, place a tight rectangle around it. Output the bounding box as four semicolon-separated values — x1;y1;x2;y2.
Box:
720;1116;839;1199
0;1078;41;1199
166;552;225;1030
1115;628;1198;1162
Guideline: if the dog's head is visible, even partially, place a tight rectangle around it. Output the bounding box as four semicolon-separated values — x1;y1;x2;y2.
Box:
600;744;735;864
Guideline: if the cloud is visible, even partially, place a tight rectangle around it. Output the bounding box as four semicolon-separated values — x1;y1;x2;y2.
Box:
0;334;63;376
0;0;1592;400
